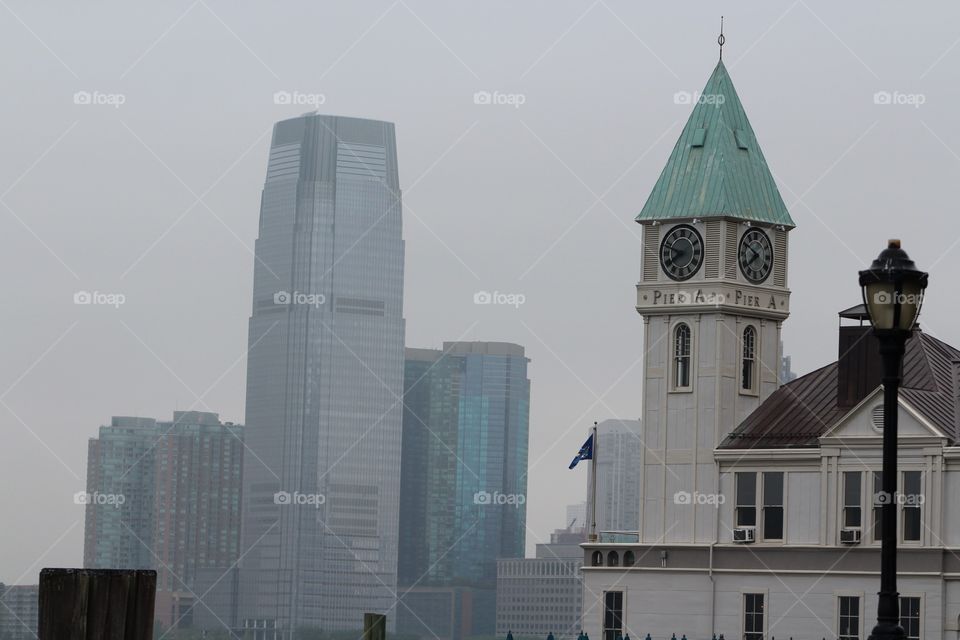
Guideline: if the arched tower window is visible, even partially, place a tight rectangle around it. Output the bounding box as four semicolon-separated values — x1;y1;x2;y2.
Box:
741;326;757;392
674;324;692;389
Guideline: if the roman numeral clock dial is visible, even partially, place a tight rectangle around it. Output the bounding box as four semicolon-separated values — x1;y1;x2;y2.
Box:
659;224;704;281
738;228;773;283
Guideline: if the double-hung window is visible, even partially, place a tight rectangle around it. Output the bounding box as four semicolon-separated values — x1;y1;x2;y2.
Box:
741;326;757;392
900;596;921;640
902;471;922;542
602;591;624;640
735;472;756;528
762;472;784;540
872;471;884;542
843;471;862;528
743;593;765;640
838;595;861;640
735;471;783;540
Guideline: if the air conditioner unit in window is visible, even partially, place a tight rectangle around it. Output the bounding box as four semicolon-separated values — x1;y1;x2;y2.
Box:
733;527;756;543
840;528;862;545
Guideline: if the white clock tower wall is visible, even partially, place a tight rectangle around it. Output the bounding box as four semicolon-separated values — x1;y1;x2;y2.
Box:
635;221;790;543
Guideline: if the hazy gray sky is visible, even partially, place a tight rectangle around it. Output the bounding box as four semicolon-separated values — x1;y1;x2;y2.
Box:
3;0;960;582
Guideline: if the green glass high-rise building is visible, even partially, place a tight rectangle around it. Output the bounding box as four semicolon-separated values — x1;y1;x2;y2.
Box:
398;342;530;640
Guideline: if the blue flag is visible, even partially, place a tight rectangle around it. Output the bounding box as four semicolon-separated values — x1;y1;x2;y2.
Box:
568;434;594;469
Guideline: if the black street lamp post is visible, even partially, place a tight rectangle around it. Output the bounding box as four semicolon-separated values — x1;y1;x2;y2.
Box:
859;240;928;640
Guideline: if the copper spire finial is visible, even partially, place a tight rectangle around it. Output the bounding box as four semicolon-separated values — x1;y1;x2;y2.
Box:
718;16;725;61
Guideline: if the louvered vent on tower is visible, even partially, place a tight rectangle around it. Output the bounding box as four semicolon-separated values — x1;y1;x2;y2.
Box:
642;225;660;282
705;221;721;278
774;230;788;287
724;221;738;279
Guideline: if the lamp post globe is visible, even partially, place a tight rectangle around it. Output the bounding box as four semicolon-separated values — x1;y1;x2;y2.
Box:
859;240;928;640
859;239;928;334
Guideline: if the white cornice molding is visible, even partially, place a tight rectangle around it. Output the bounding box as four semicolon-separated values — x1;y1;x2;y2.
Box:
713;448;820;463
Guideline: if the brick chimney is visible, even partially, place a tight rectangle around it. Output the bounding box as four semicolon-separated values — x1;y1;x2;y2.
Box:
837;305;883;409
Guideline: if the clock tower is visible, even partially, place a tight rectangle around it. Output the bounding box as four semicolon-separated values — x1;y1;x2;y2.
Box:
634;60;794;543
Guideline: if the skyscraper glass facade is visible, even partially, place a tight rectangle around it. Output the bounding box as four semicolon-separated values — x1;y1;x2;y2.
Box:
398;342;530;638
239;114;405;635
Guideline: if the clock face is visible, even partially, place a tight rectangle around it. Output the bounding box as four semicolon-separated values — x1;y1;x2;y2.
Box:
738;229;773;283
660;224;704;281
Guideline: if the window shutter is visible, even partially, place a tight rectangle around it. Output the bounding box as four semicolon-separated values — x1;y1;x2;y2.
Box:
705;220;721;278
724;221;738;279
642;225;660;282
774;229;788;287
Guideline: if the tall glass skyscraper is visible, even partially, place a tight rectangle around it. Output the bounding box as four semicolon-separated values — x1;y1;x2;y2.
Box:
398;342;530;639
239;114;405;636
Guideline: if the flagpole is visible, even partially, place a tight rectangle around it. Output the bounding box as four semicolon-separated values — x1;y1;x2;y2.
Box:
589;421;598;542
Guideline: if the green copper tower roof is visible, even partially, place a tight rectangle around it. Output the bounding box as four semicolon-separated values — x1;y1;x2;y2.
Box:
636;60;795;227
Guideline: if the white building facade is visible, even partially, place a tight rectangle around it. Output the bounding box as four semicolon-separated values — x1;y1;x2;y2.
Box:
582;58;960;640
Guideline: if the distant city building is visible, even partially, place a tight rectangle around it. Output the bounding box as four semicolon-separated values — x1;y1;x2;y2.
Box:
0;584;38;640
82;411;243;630
395;588;494;640
496;528;585;640
236;114;406;636
83;416;159;572
780;341;797;383
398;342;531;640
590;419;642;537
565;501;587;533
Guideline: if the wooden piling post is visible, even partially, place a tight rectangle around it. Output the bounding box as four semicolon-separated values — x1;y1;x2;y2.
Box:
38;568;156;639
362;613;387;640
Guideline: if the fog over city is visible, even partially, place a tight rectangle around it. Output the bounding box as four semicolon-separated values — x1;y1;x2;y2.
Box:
3;0;960;594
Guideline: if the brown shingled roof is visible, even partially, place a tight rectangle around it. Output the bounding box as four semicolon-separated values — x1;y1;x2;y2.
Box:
720;331;960;449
